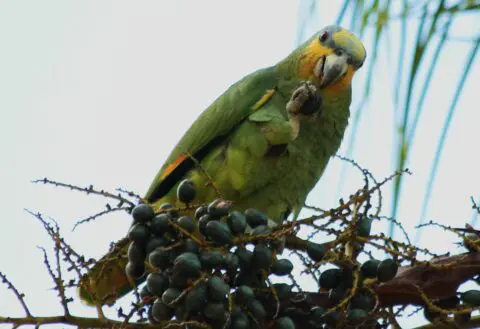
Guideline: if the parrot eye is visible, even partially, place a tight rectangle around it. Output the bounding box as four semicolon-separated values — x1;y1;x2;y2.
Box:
335;48;344;56
319;32;329;42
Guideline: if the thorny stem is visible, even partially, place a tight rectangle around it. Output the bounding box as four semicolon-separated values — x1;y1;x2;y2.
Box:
32;178;136;207
0;272;32;317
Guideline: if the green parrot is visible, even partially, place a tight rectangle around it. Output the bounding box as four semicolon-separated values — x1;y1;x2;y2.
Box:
78;25;366;306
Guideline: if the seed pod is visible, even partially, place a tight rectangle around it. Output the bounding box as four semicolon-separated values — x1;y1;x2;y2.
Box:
235;285;254;304
125;262;145;279
148;247;172;269
461;290;480;306
347;308;367;325
146;272;168;297
271;259;294;276
227;211;247;235
132;204;155;223
360;259;380;278
140;284;153;300
159;203;179;218
195;206;207;219
200;250;225;269
309;306;325;324
177;179;196;204
235;247;253;269
323;311;340;327
128;223;149;244
161;287;182;306
146;236;168;254
252;244;273;269
251;225;271;236
244;208;268;228
173;252;201;276
127;242;146;264
230;311;250;329
224;253;240;275
272;283;292;300
185;283;208;312
377;259;398;282
247;299;266;322
184;239;200;254
177;216;196;233
306;241;325;262
198;214;212;236
150;213;171;236
350;290;374;311
328;284;348;303
207;199;231;218
275;316;295;329
319;268;343;289
356;215;373;237
169;274;189;289
151;299;174;322
208;276;229;301
175;305;187;321
206;220;233;245
204;302;226;320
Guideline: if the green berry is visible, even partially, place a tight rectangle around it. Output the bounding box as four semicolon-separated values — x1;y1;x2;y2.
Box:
244;208;268;228
132;204;155;223
271;259;294;276
206;220;233;245
227;211;247;235
306;241;325;262
377;258;398;282
319;268;343;289
360;259;380;278
177;179;196;203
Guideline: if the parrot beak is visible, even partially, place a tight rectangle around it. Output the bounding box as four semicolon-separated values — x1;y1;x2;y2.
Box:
315;53;349;89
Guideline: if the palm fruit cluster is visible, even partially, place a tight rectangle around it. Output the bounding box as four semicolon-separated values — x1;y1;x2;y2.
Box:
124;179;400;329
125;179;296;329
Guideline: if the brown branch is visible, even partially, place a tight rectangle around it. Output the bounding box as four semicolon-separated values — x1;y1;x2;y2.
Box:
376;252;480;306
72;206;131;231
296;252;480;311
0;315;209;329
32;178;136;207
0;272;32;317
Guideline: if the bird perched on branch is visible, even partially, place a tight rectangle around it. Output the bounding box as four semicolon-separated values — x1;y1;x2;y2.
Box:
79;25;366;306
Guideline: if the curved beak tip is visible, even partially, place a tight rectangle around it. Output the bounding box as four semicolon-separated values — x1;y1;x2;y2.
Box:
318;54;349;89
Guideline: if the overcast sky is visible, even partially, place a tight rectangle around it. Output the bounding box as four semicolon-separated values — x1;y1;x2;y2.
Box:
0;2;478;328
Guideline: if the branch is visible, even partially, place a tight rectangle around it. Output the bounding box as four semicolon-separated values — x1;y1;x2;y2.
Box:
0;272;32;317
32;178;136;207
0;315;209;329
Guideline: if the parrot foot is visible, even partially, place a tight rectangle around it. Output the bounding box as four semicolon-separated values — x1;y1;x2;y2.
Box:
286;81;322;140
286;81;322;116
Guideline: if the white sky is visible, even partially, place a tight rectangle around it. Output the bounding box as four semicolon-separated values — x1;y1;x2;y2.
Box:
0;1;478;328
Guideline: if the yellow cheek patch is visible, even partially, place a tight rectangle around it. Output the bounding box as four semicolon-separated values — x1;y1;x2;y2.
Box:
298;40;333;80
252;89;275;111
161;154;188;180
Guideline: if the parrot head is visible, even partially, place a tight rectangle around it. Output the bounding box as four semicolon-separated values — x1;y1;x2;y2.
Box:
281;25;366;93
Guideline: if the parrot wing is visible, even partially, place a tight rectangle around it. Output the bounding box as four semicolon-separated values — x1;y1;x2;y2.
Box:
145;67;280;202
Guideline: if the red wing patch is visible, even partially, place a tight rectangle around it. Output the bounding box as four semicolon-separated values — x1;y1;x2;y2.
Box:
160;154;188;180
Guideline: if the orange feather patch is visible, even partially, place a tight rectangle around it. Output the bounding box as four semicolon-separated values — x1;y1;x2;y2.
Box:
161;154;188;180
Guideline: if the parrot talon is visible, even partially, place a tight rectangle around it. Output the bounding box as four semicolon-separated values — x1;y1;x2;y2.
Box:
286;81;323;140
286;81;322;116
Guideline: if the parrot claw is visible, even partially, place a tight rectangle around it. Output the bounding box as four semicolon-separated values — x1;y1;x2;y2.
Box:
286;81;322;116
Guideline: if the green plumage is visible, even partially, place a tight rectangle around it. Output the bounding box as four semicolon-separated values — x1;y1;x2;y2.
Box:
78;25;364;306
146;65;351;220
